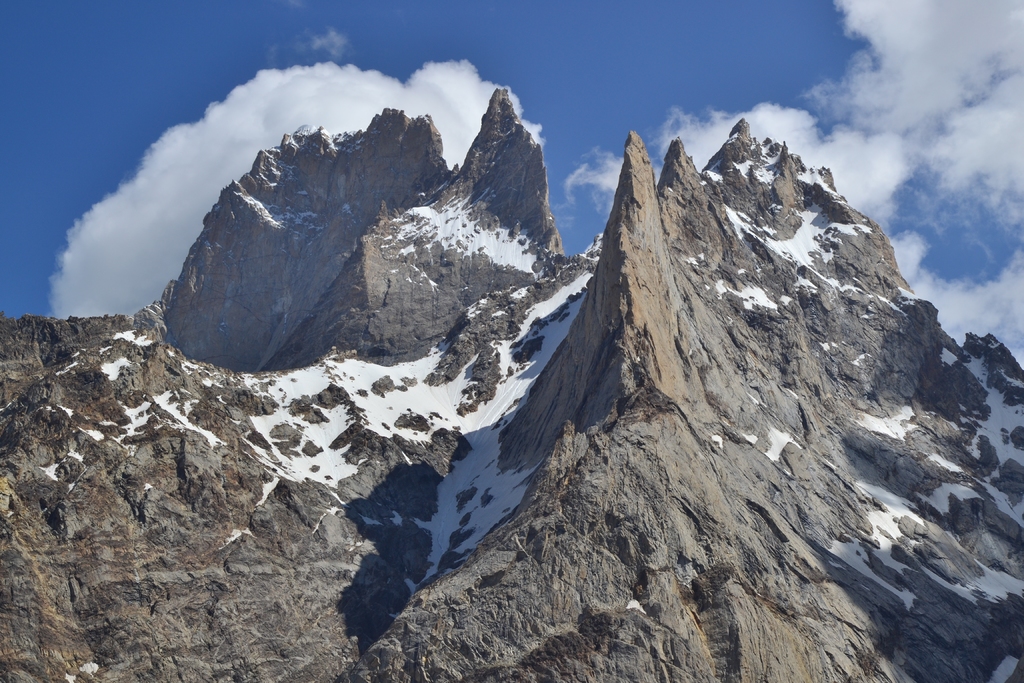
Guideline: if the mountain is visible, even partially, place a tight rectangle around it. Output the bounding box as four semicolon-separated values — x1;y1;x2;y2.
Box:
161;89;564;372
3;99;1024;683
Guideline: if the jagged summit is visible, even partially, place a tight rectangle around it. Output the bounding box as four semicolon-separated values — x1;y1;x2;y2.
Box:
729;117;751;138
496;132;684;472
450;89;562;254
160;89;565;372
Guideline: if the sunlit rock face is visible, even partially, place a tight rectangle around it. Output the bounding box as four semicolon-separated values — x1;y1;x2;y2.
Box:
357;130;1024;683
3;109;1024;683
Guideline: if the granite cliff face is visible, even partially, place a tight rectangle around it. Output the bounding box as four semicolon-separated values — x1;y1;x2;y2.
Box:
354;129;1024;682
3;107;1024;683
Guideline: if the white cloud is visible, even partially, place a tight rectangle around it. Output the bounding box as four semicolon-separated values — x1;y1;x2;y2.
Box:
821;0;1024;215
892;232;1024;360
304;28;349;60
50;60;541;317
564;148;622;214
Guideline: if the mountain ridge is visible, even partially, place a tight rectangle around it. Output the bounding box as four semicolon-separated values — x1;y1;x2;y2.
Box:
356;129;1024;682
2;102;1024;682
162;89;563;373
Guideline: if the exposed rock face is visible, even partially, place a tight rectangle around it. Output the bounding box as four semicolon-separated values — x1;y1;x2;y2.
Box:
0;260;593;681
353;132;1024;682
447;88;562;254
4;116;1024;683
163;110;451;371
163;89;563;373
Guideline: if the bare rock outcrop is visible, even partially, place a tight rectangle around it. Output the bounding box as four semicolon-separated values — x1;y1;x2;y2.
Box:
0;259;594;681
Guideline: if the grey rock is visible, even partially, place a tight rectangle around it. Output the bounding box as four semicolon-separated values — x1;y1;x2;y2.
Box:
353;131;1024;683
5;117;1024;683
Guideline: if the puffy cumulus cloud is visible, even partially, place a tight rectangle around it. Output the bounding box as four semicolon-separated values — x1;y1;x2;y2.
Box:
50;60;541;317
819;0;1024;215
892;232;1024;359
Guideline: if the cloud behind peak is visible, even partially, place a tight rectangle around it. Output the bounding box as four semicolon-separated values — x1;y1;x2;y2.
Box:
50;60;540;317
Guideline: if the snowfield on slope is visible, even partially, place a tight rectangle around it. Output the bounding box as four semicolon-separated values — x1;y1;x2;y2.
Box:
83;272;592;573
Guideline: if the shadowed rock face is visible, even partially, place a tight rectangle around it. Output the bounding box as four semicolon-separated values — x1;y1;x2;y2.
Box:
162;89;563;373
5;117;1024;683
163;110;452;371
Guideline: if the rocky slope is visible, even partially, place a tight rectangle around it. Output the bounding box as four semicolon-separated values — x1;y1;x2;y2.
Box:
354;127;1024;682
0;262;592;682
3;114;1024;683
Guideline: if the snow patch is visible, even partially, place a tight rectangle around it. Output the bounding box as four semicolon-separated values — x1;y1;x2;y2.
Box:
927;453;964;473
714;279;778;311
927;482;981;514
101;358;130;380
829;539;915;608
153;391;223;447
113;330;153;346
626;599;646;614
988;656;1020;683
81;429;104;442
220;528;253;548
120;402;152;439
256;477;280;507
764;429;798;462
726;205;867;294
394;200;538;273
857;406;915;440
965;356;1024;473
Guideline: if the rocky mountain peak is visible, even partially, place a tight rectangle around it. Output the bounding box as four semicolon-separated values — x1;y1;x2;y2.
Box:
657;138;727;261
657;137;696;189
692;119;910;299
476;88;519;138
729;116;751;139
451;88;563;254
497;132;688;472
590;131;671;341
159;92;569;372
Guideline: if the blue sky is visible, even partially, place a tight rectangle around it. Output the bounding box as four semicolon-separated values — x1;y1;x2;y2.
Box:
3;1;1024;356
